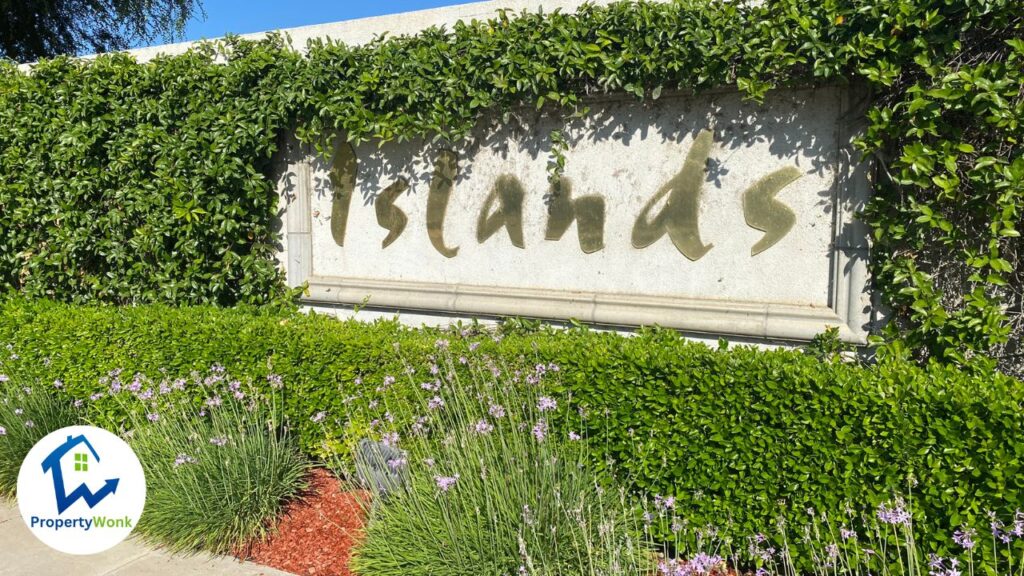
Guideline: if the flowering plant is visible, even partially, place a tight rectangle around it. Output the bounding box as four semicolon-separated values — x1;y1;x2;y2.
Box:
347;344;650;576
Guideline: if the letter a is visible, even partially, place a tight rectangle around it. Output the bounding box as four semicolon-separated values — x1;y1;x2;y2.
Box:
477;175;526;249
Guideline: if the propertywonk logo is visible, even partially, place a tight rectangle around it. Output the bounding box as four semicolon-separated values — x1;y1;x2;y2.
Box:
17;426;146;555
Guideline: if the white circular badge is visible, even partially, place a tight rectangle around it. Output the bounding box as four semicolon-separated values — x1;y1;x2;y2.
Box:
17;425;146;555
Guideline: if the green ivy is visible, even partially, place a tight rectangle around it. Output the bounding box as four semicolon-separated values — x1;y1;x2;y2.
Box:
1;0;1022;367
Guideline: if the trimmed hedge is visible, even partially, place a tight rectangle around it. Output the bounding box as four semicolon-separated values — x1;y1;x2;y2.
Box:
1;297;1022;553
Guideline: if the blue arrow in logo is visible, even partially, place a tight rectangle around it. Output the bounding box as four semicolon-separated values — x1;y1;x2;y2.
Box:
41;435;120;515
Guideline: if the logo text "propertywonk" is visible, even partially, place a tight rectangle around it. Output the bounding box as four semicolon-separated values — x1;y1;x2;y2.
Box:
30;515;134;532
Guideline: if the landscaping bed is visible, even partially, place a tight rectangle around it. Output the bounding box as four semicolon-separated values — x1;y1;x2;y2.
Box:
242;469;367;576
2;298;1022;556
0;298;1023;575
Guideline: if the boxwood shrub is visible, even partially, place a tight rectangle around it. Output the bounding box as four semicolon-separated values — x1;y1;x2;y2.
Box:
0;297;1021;555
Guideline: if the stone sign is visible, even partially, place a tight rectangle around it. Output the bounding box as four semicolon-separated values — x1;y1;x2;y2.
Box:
277;86;872;343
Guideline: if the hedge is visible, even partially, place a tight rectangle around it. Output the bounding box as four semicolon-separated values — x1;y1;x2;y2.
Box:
1;0;1023;371
1;297;1022;554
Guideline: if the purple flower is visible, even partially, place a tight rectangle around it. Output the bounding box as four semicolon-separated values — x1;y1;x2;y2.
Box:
205;396;222;408
689;553;724;574
233;390;245;400
127;379;142;393
387;458;407;471
434;474;459;492
411;416;429;435
474;420;494;435
488;404;506;419
568;431;582;441
458;356;468;365
174;454;197;467
435;339;450;349
953;526;976;550
423;458;435;468
826;543;840;561
89;393;103;401
147;413;160;422
654;494;676;511
421;381;441;392
428;396;445;411
532;419;548;442
24;420;34;428
13;408;23;416
53;380;63;389
841;527;857;541
0;425;6;436
311;411;326;423
138;388;154;401
382;431;400;447
209;436;228;447
659;554;724;576
877;501;912;526
0;374;8;383
267;374;283;388
469;342;480;352
172;378;186;391
537;396;558;412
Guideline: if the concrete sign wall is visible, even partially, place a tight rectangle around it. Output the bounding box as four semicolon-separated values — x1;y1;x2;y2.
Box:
126;0;873;344
277;86;873;343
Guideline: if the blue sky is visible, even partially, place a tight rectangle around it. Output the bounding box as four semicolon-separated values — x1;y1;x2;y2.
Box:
178;0;479;44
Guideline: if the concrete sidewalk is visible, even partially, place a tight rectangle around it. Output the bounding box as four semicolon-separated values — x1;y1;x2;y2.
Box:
0;502;294;576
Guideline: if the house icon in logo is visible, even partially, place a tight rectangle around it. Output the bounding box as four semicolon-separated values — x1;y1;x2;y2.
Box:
41;435;120;515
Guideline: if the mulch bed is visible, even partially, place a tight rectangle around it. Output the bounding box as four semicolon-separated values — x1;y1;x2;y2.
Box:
240;468;369;576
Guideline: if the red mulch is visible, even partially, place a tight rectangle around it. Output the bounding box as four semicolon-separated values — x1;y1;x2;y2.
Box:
240;469;369;576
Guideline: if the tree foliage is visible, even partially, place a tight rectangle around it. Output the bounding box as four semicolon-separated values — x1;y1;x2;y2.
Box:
0;0;201;62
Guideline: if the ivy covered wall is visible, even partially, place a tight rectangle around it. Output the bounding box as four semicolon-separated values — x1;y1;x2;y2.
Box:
0;0;1021;373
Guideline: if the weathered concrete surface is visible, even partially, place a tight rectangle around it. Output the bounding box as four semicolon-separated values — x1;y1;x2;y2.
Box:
0;501;293;576
280;86;873;343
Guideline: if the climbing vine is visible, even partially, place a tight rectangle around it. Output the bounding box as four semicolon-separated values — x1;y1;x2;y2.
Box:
0;0;1021;372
